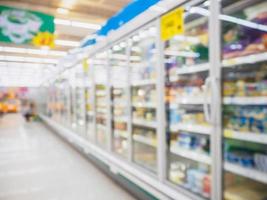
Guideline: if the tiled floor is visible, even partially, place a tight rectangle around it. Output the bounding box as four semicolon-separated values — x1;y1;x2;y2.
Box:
0;114;135;200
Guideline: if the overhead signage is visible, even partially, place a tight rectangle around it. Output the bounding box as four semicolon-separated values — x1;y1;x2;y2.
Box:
0;5;55;47
160;7;184;41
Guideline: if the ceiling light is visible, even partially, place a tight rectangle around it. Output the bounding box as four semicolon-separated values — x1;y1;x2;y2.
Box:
0;55;58;64
55;39;80;47
0;46;66;57
57;8;69;15
49;50;67;56
54;18;101;30
71;21;101;30
3;47;26;53
54;18;71;25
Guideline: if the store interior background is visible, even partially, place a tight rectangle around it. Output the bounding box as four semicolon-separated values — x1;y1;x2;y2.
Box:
0;0;267;200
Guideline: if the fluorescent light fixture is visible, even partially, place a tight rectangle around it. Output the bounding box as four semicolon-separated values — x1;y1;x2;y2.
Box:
54;18;71;25
54;18;101;30
57;8;69;14
55;39;80;47
0;55;58;64
0;46;66;56
49;50;67;56
71;21;101;30
3;47;26;53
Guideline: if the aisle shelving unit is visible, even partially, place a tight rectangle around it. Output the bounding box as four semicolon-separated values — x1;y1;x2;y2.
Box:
44;0;267;199
222;1;267;199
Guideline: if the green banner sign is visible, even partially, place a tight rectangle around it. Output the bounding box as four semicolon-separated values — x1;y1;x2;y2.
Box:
0;5;55;47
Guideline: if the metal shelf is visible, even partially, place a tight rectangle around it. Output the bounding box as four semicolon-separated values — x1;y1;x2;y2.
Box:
96;124;106;131
133;135;157;147
96;91;106;97
224;129;267;144
131;79;156;87
224;96;267;105
132;102;156;108
170;146;211;165
169;97;209;106
132;118;157;129
170;123;211;135
224;162;267;184
222;52;267;67
113;116;128;123
113;130;128;139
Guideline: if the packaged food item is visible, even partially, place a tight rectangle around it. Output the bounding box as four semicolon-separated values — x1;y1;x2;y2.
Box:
254;153;267;172
224;105;267;133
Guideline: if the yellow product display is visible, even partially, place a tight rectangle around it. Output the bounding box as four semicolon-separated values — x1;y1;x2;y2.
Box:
223;82;236;96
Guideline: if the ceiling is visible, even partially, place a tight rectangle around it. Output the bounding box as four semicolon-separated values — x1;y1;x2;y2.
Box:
0;0;131;87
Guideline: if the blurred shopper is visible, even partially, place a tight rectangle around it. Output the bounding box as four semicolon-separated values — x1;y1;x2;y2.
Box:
24;101;36;122
0;101;3;119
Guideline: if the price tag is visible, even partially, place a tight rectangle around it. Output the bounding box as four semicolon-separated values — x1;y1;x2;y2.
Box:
152;139;157;147
83;59;89;72
224;129;234;138
160;7;184;41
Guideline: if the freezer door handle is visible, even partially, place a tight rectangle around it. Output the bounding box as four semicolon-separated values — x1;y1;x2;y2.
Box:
203;76;211;123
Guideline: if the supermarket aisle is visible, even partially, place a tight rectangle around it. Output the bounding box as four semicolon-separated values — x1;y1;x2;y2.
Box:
0;114;135;200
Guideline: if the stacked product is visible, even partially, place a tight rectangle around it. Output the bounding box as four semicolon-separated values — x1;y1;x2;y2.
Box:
112;87;128;156
169;109;208;127
169;161;211;198
171;132;210;154
95;85;107;147
224;105;267;133
222;2;267;59
225;142;267;172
